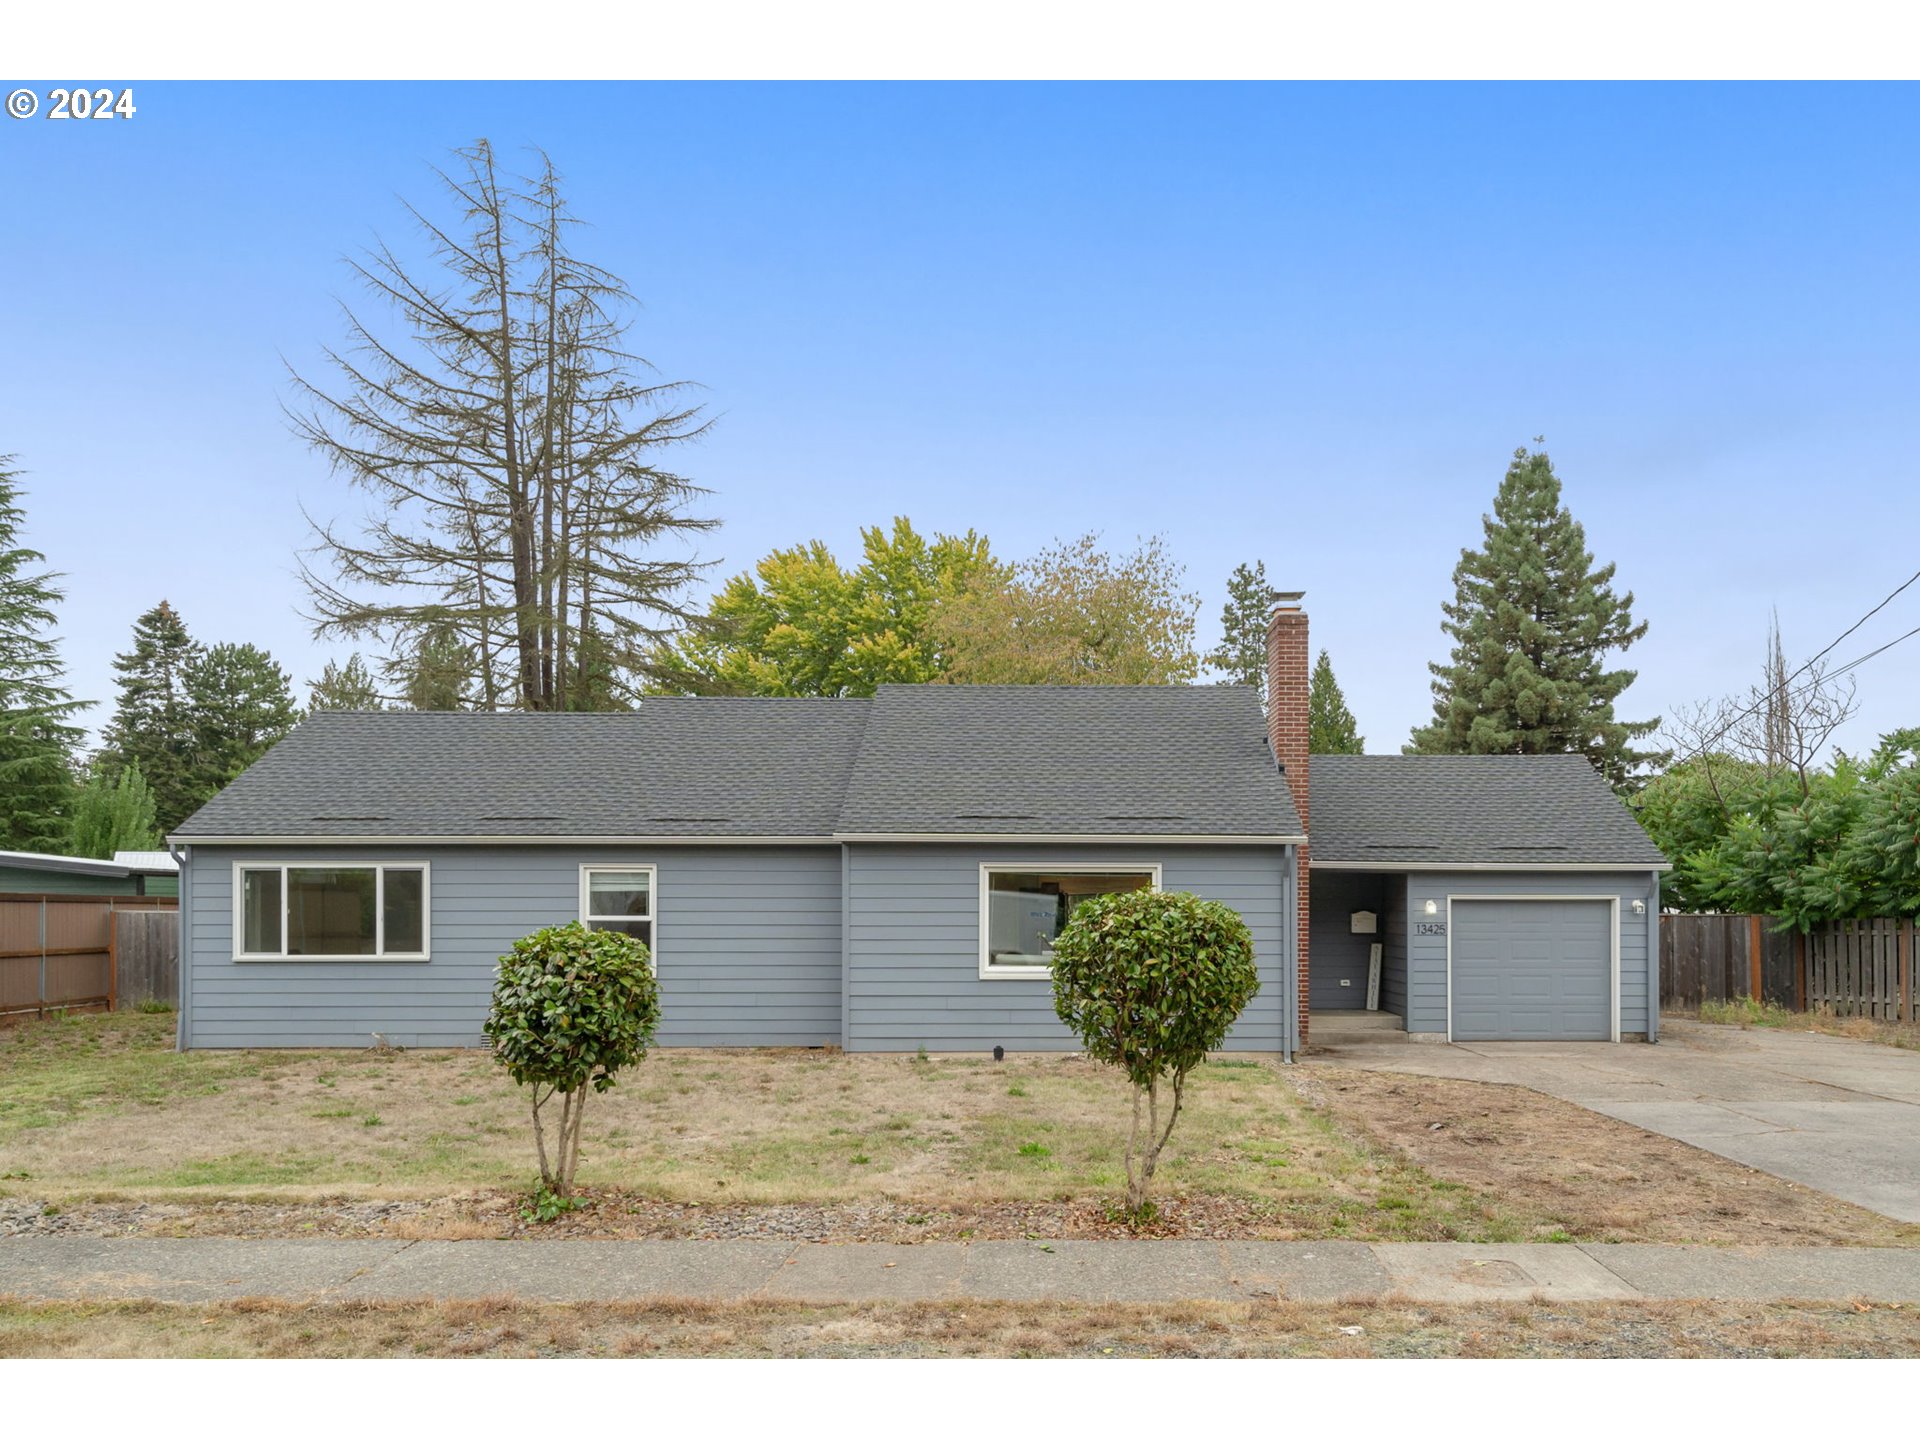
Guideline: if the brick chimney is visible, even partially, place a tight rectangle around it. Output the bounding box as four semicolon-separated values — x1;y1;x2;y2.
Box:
1266;591;1310;1045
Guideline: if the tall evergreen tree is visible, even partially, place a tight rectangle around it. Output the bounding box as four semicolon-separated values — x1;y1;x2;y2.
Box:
390;623;475;711
67;760;160;859
0;459;83;851
1407;447;1660;789
184;642;301;797
308;653;386;712
102;600;202;830
1308;649;1365;754
1205;560;1272;704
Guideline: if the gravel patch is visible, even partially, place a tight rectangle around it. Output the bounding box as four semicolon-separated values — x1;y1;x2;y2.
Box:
1;1191;1303;1243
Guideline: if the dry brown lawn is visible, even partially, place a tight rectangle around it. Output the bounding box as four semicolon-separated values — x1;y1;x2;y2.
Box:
1296;1066;1920;1247
6;1012;1915;1247
1;1295;1916;1358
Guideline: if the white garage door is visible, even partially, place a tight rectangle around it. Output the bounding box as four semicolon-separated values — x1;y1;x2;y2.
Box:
1451;899;1613;1041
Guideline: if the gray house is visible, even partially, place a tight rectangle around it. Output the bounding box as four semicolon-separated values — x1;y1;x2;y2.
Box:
168;595;1667;1053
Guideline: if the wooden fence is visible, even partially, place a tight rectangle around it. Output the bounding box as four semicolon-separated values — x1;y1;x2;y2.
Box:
0;894;178;1021
1807;918;1916;1023
1662;912;1918;1022
1659;913;1798;1010
113;908;180;1010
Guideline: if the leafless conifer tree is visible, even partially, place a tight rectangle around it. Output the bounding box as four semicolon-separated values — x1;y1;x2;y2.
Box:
289;141;716;710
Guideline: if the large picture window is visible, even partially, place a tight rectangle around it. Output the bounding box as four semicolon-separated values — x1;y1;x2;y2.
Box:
580;866;655;956
979;865;1158;978
234;863;429;960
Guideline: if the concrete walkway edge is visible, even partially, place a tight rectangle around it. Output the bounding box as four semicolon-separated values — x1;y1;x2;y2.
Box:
5;1237;1920;1306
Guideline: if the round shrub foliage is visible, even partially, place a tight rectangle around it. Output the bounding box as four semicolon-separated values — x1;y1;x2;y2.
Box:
486;922;660;1092
484;922;660;1195
1050;888;1260;1084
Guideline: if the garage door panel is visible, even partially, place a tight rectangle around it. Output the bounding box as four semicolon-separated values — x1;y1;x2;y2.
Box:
1452;899;1612;1041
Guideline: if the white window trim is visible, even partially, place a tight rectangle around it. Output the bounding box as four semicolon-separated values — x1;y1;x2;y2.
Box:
978;862;1162;980
578;864;660;968
1443;894;1621;1044
231;861;432;962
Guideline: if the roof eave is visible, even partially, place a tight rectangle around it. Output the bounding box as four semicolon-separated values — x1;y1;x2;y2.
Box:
832;831;1306;845
167;832;842;847
1312;858;1672;872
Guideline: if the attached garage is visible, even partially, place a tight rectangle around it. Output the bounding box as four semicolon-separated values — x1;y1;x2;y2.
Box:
1449;898;1615;1041
1309;754;1670;1044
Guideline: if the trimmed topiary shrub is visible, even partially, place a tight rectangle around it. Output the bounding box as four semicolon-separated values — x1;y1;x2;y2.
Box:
483;922;660;1197
1049;888;1259;1219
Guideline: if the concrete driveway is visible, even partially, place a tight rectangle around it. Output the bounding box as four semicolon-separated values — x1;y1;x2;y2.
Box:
1307;1018;1920;1224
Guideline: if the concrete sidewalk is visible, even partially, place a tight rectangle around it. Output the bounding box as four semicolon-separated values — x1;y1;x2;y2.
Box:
5;1236;1920;1306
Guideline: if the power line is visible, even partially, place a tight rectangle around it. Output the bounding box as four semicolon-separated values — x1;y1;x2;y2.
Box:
1664;564;1920;770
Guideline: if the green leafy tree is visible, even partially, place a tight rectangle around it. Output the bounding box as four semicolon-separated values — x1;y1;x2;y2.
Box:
67;760;160;858
0;459;82;851
656;518;1003;696
1408;447;1661;789
484;922;661;1197
102;601;202;832
1632;755;1791;910
1846;734;1920;917
1048;889;1259;1220
1308;649;1364;754
308;653;386;712
184;643;301;800
1639;729;1920;925
1205;560;1271;702
932;533;1202;686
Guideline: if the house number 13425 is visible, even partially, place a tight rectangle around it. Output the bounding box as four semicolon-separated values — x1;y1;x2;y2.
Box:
1415;921;1447;936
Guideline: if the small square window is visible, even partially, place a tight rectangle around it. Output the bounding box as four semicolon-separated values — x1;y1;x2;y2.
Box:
582;867;655;956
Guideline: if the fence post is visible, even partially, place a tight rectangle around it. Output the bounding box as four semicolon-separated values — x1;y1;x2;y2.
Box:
1902;920;1913;1025
107;899;118;1015
1747;914;1762;1001
37;897;47;1019
1795;929;1807;1012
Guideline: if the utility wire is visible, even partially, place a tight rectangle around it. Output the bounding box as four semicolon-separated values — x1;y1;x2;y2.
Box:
1663;565;1920;770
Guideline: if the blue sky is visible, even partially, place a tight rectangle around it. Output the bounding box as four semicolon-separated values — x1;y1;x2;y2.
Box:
3;81;1917;756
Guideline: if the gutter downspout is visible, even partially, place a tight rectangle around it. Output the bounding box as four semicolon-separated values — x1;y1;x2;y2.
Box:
1647;868;1661;1043
168;841;189;1051
1282;845;1299;1062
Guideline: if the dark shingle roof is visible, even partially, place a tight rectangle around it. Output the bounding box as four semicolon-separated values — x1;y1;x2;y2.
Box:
1310;754;1668;866
834;685;1303;838
171;702;872;839
172;687;1303;842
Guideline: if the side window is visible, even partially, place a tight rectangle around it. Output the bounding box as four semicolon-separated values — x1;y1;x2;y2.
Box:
235;863;429;959
581;867;654;955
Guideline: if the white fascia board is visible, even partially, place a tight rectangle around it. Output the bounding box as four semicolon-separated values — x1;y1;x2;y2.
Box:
169;833;840;847
1312;859;1673;873
833;832;1306;846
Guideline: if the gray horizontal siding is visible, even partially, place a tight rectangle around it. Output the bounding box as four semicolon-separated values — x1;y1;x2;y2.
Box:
1404;870;1658;1038
1380;874;1408;1019
845;842;1289;1053
181;844;841;1050
1309;870;1390;1011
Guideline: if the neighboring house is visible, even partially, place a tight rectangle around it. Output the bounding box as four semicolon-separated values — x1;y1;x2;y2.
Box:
167;595;1668;1052
0;849;178;898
